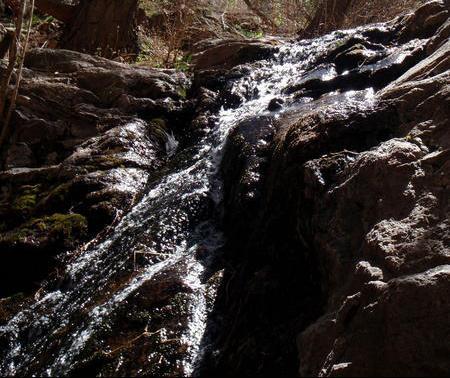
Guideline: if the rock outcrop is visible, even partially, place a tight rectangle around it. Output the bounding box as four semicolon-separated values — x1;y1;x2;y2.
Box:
0;49;191;297
297;34;449;376
203;1;450;377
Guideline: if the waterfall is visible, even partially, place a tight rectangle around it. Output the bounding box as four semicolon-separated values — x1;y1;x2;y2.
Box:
0;29;377;377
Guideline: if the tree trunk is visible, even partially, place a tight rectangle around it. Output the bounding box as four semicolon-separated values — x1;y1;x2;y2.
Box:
57;0;139;59
35;0;74;22
300;0;354;38
61;0;139;58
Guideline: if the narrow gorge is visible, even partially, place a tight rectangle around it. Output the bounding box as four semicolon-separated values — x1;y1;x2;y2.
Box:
0;1;449;376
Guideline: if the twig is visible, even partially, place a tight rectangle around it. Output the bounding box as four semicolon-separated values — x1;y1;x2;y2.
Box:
0;0;26;118
0;0;35;151
133;249;172;270
101;328;164;356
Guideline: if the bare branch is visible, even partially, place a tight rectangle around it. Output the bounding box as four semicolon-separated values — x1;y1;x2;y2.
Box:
0;0;35;150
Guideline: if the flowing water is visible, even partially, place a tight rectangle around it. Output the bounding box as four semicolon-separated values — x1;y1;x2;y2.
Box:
0;29;380;376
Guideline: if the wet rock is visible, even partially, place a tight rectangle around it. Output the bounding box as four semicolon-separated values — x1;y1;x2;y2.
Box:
209;3;450;377
221;115;276;252
0;1;448;376
334;43;384;73
0;49;191;297
268;98;284;111
192;39;277;71
320;37;386;66
287;38;427;99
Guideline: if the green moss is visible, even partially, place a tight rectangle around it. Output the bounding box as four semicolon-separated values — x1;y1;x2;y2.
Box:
174;54;192;73
1;213;88;247
32;14;54;27
235;24;264;39
49;183;71;202
12;194;37;213
11;185;42;217
177;87;187;98
37;213;88;239
99;155;126;169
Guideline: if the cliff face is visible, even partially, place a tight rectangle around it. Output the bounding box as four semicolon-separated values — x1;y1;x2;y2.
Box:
296;33;450;378
203;1;450;376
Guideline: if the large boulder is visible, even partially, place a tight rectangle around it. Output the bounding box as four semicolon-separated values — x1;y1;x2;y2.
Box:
293;16;450;378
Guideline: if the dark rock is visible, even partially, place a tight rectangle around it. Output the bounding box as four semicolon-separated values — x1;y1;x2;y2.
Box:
192;39;278;71
334;43;384;73
4;143;35;169
267;98;284;111
0;2;449;377
290;23;449;378
397;0;449;42
206;3;450;377
221;115;276;252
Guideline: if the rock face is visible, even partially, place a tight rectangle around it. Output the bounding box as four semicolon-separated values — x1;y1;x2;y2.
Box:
297;37;450;376
0;49;191;296
202;1;450;377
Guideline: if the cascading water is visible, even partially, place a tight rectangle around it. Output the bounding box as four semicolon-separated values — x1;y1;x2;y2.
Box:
0;29;379;376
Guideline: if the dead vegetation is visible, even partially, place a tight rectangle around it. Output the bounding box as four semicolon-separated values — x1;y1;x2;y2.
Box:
0;0;424;68
135;0;423;67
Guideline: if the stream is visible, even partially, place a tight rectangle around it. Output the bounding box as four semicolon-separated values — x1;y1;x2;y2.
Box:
0;29;382;376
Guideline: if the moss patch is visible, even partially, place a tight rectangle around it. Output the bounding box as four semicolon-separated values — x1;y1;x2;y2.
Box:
48;183;71;203
11;185;41;216
98;155;126;169
1;213;88;249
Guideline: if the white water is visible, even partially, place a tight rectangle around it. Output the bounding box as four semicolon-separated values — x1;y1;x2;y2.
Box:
0;30;379;376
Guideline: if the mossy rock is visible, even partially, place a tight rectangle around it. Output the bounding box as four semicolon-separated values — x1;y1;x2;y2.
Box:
48;183;71;202
97;155;126;169
177;87;187;98
35;182;74;216
1;213;88;249
11;185;41;216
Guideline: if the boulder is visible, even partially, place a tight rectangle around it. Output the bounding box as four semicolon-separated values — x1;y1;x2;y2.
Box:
192;39;277;71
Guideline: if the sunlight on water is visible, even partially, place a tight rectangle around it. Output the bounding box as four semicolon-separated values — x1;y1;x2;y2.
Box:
0;28;383;377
